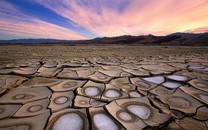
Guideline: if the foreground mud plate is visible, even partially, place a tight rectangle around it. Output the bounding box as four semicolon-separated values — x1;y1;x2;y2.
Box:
0;55;208;130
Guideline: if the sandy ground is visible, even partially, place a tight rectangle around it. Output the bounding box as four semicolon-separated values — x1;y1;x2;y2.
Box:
0;44;208;61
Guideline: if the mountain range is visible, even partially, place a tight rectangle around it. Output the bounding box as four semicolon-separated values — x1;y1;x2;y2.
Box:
0;32;208;45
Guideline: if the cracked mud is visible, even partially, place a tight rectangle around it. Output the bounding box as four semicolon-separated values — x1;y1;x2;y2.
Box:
0;54;208;130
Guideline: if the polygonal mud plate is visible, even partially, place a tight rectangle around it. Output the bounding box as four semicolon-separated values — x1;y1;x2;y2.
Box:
0;75;27;89
57;62;82;68
128;91;143;98
131;77;157;91
51;80;86;92
89;98;107;108
122;68;150;76
142;76;165;85
46;108;89;130
77;80;105;99
166;74;189;82
89;71;112;83
19;79;61;90
0;68;16;74
175;117;207;130
57;68;79;79
49;91;74;112
0;112;50;130
105;101;147;130
193;106;208;121
148;96;185;119
157;89;203;115
74;95;91;108
189;79;208;93
141;64;176;72
150;85;176;96
75;68;94;78
161;81;182;89
89;107;125;130
13;67;38;76
98;69;123;77
43;61;57;68
110;77;136;92
0;105;21;119
167;63;188;69
14;98;50;117
101;84;128;102
36;66;60;77
0;87;52;104
166;121;185;130
116;97;171;127
180;86;208;104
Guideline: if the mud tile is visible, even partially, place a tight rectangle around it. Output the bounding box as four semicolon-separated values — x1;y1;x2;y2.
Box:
162;81;181;89
89;107;125;130
99;69;123;77
0;68;15;74
58;62;82;68
0;112;50;130
194;106;208;121
19;77;61;88
13;67;38;75
143;76;165;85
105;101;147;130
46;108;88;130
150;85;175;96
77;81;105;99
158;89;203;115
101;84;128;102
49;91;74;112
122;68;150;76
148;96;185;119
176;117;207;130
0;75;27;89
74;95;91;108
166;121;185;130
189;79;208;93
90;99;107;108
166;74;189;82
189;64;207;71
0;87;52;104
51;80;86;92
116;97;171;127
37;66;60;77
110;77;136;91
89;71;112;83
43;61;57;68
180;85;208;104
14;98;49;117
0;105;21;119
57;68;79;79
128;91;143;98
76;69;94;78
167;63;188;69
131;77;157;91
141;64;176;72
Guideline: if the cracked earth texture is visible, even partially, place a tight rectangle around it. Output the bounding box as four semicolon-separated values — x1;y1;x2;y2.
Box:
0;46;208;130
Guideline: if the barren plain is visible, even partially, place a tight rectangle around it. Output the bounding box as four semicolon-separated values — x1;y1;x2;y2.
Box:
0;44;208;130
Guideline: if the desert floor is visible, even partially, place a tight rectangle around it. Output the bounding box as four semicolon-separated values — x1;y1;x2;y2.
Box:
0;45;208;130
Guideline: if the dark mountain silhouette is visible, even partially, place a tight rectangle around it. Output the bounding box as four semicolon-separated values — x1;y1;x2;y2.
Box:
0;32;208;45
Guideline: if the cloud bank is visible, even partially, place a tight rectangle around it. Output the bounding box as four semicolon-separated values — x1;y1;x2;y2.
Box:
0;0;208;40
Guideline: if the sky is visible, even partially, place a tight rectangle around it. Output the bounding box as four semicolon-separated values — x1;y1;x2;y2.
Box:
0;0;208;40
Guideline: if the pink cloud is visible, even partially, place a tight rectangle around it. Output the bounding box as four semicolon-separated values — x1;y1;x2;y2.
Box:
0;1;86;40
34;0;208;36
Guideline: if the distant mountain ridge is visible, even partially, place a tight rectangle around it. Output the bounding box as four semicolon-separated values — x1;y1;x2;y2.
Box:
0;32;208;45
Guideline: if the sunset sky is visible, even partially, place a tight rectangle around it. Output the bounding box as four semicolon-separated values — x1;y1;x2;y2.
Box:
0;0;208;40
